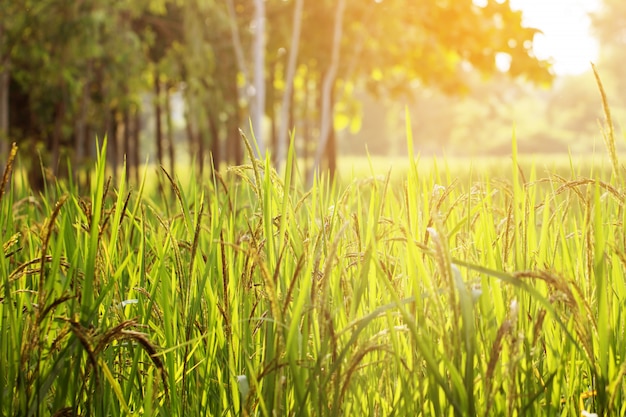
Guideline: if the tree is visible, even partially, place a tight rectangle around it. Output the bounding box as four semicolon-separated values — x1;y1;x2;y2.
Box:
0;0;40;166
1;0;154;188
252;0;267;154
2;0;554;188
276;0;304;169
0;21;8;166
290;0;552;181
226;0;266;157
309;0;346;183
591;0;626;104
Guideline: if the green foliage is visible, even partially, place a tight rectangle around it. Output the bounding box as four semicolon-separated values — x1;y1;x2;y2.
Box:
2;0;555;170
342;67;620;158
1;127;626;415
591;0;626;100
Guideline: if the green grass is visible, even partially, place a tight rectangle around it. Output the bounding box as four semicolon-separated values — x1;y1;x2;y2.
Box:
1;121;626;416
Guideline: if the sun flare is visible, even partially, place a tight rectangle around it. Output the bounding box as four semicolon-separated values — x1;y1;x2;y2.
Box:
511;0;600;74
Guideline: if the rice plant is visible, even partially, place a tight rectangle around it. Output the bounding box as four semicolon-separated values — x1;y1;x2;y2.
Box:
1;109;625;416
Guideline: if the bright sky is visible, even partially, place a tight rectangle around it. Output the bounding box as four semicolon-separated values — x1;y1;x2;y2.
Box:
510;0;600;75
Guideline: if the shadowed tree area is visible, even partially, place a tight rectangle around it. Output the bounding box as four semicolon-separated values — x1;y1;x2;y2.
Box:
0;0;554;189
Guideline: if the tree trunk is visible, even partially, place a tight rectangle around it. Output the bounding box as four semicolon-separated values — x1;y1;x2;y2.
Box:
325;74;337;181
324;120;337;181
225;0;249;83
268;63;277;165
226;63;243;166
132;106;141;184
183;93;196;172
123;107;131;181
229;122;242;166
309;0;346;184
108;108;119;181
85;125;92;159
51;97;66;178
165;86;175;176
206;99;220;174
302;70;312;171
276;0;304;170
226;0;254;158
75;77;88;165
251;0;266;155
196;117;205;177
227;112;241;166
0;21;7;167
0;62;8;167
154;75;164;167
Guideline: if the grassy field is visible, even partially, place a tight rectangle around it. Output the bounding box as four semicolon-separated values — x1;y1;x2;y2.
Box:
1;123;626;417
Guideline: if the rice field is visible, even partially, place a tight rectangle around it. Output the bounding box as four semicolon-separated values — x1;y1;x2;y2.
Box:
1;117;626;416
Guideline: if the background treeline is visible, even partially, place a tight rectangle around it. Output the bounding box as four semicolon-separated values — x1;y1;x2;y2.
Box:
341;0;626;158
0;0;623;187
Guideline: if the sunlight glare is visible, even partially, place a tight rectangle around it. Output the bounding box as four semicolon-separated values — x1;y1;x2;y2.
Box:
495;52;512;72
511;0;600;75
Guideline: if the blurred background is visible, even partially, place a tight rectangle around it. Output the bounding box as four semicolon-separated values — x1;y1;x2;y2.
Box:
0;0;623;187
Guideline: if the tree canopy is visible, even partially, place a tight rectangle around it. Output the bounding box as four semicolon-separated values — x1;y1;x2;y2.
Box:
591;0;626;104
0;0;553;185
